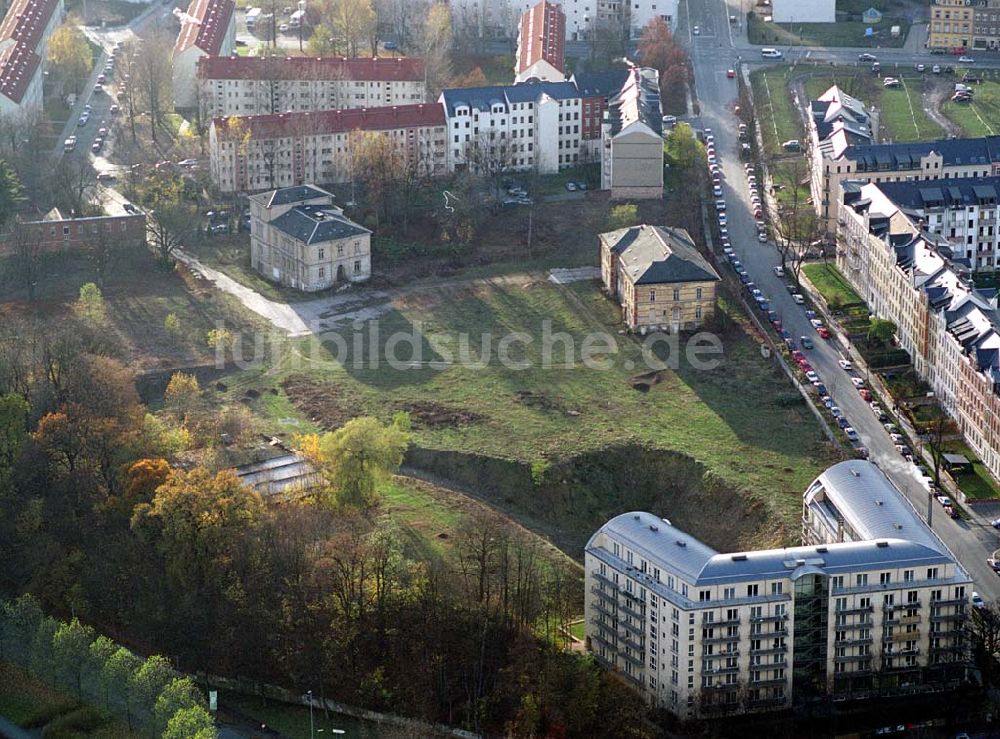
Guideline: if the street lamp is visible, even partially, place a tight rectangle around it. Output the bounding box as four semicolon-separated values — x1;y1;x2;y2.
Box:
306;690;314;739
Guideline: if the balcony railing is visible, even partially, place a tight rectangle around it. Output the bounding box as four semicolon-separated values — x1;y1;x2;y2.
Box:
835;637;873;647
749;677;787;687
593;571;618;589
619;618;644;638
702;665;740;675
930;597;967;607
702;634;740;644
618;601;644;621
750;613;789;623
620;650;643;667
836;605;874;615
749;645;788;655
930;612;967;623
621;636;645;653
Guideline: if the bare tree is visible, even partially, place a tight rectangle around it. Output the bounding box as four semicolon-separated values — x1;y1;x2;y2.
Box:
772;158;822;282
85;223;138;288
117;40;142;143
133;35;174;145
4;218;45;301
50;158;98;218
462;131;516;201
419;3;453;100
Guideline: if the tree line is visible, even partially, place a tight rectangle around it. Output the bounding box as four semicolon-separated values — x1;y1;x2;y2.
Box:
0;310;652;737
0;594;216;737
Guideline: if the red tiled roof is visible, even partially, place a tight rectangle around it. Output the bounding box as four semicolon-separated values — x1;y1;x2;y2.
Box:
0;41;38;103
516;0;565;76
198;55;424;82
213;103;445;139
0;0;60;52
174;0;235;56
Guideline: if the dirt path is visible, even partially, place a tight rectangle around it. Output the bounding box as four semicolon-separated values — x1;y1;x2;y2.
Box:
179;247;581;338
923;78;962;137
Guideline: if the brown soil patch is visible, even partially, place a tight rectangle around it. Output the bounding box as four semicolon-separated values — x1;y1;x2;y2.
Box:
394;400;484;429
514;389;567;413
630;370;666;392
280;374;360;430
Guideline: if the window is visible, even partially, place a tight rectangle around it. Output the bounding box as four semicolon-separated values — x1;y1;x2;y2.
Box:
354;260;361;273
699;590;711;602
747;584;759;597
318;248;325;260
856;574;868;587
650;289;656;302
880;572;892;585
696;287;703;299
723;587;735;600
672;287;680;301
318;267;325;279
771;582;783;595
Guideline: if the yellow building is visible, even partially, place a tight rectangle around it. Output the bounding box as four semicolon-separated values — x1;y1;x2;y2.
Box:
928;0;973;50
600;224;720;331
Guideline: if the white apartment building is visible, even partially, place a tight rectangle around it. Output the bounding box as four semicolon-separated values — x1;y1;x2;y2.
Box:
601;66;663;199
208;103;448;193
197;55;426;119
249;184;370;291
814;135;1000;235
839;182;1000;481
173;0;236;108
448;0;676;41
0;0;64;116
585;461;971;719
439;80;582;174
862;176;1000;272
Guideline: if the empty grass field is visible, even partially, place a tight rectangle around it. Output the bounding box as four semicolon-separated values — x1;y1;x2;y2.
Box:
748;14;910;48
941;74;1000;137
751;66;803;158
802;262;863;307
227;278;840;544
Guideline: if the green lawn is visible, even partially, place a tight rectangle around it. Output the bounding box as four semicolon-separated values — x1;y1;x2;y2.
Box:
804;72;943;142
226;279;839;550
748;14;909;48
941;74;1000;137
802;262;863;307
750;66;803;158
942;441;1000;501
221;692;383;738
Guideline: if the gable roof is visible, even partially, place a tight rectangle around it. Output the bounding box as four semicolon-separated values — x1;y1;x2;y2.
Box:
0;41;38;103
516;0;565;77
605;66;662;137
0;0;60;52
197;54;425;82
840;135;1000;167
174;0;235;57
212;103;445;139
571;68;630;98
602;224;719;285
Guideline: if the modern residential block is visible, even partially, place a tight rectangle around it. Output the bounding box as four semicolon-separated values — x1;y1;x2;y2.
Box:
600;224;719;331
585;461;971;719
196;55;426;118
249;184;371;291
208;103;447;193
838;180;1000;481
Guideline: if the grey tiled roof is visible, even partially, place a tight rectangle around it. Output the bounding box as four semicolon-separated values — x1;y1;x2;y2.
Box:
253;185;331;207
603;224;719;285
842;135;1000;167
440;80;580;115
570;69;630;98
270;205;370;245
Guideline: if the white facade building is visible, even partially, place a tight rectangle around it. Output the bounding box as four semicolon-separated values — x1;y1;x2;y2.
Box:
439;80;582;174
585;461;971;718
172;0;236;109
197;55;426;119
249;184;371;291
448;0;676;41
838;181;1000;481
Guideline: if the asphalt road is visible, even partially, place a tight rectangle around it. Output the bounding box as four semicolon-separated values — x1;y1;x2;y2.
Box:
686;0;1000;601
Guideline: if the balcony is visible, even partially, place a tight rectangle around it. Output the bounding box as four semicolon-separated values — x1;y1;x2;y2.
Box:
930;597;966;607
591;586;617;606
930;612;967;623
620;650;643;668
715;616;741;627
705;649;741;659
750;613;789;623
702;665;740;675
593;571;618;589
836;605;874;615
834;654;872;663
835;637;873;647
591;600;616;620
749;645;788;655
618;601;645;621
619;618;644;638
702;634;740;644
750;677;787;687
621;636;645;653
591;631;618;651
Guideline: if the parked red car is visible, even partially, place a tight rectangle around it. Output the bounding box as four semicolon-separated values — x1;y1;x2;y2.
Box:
859;388;872;401
817;326;831;339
